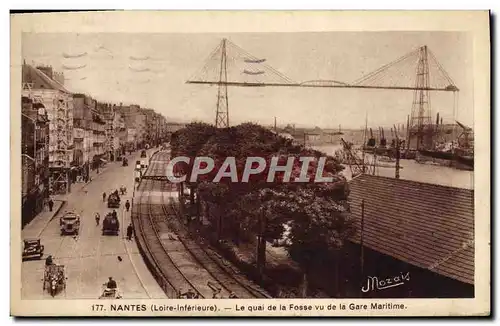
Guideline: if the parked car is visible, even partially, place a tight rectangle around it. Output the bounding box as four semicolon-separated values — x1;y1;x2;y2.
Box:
22;239;44;260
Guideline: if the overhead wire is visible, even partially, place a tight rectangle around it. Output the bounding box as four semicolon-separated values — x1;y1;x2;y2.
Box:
352;47;420;86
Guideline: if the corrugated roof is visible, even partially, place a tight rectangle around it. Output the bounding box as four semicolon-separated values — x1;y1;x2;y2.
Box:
349;174;474;285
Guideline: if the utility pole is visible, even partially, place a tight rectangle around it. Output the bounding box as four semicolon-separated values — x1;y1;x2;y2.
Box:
360;199;365;297
362;113;368;174
394;124;401;179
274;116;277;133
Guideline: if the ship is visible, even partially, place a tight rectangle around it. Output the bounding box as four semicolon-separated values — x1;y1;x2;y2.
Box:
332;124;344;136
416;121;474;170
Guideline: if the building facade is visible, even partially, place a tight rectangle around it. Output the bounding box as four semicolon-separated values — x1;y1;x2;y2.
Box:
21;96;50;227
119;104;147;149
91;105;107;170
72;93;94;182
22;64;74;194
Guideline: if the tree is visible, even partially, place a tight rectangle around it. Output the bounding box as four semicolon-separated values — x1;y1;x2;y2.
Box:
283;186;354;297
171;122;355;296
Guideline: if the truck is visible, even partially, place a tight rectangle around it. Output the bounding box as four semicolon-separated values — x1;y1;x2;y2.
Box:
107;193;121;208
102;213;120;236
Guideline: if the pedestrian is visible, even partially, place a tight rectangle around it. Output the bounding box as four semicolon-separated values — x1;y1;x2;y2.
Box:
125;200;130;212
102;192;106;202
95;212;100;226
126;223;134;241
112;210;117;219
48;199;54;212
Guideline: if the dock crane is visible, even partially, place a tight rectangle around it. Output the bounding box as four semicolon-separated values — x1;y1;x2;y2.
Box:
379;127;387;147
367;128;376;147
341;138;373;177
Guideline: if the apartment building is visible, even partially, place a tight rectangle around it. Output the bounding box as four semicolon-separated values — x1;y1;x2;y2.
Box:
72;93;94;182
119;104;147;149
22;63;74;194
91;107;107;170
21;96;50;226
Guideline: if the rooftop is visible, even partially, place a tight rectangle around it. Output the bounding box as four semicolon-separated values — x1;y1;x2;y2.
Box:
23;64;71;94
348;174;474;285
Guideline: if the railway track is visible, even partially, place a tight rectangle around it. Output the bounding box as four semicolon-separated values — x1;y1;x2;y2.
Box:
164;203;271;298
136;178;204;298
135;151;270;299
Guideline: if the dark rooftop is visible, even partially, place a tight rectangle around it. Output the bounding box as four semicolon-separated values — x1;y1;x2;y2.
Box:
348;174;474;285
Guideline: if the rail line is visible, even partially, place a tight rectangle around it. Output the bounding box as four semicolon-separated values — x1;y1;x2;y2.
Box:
164;202;270;298
136;178;205;298
135;150;270;298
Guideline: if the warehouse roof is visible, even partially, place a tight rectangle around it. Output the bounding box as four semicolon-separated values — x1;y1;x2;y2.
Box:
349;174;474;285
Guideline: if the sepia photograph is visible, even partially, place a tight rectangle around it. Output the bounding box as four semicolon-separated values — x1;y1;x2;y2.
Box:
10;11;490;316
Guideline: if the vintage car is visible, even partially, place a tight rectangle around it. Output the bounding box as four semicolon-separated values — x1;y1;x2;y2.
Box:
107;193;121;208
102;213;120;236
122;157;128;166
22;239;44;260
60;212;81;236
140;150;147;158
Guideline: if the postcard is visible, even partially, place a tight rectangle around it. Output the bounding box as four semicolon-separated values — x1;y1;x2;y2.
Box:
10;10;490;317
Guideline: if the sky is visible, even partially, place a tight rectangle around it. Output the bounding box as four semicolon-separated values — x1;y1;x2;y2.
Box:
22;32;473;129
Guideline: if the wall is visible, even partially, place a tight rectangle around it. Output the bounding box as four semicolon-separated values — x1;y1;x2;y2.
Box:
25;89;74;169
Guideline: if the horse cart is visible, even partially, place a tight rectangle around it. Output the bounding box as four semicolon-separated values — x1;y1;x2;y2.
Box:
22;239;44;261
43;264;66;297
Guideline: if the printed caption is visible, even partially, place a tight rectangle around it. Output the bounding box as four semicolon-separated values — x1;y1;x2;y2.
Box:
90;303;407;314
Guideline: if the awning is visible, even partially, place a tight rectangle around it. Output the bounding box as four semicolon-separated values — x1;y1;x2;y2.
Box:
100;159;107;163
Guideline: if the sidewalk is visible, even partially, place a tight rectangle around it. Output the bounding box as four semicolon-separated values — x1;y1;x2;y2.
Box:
21;149;156;240
22;200;65;239
51;161;112;202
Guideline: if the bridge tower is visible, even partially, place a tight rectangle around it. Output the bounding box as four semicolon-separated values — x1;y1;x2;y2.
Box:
215;39;229;128
408;45;433;150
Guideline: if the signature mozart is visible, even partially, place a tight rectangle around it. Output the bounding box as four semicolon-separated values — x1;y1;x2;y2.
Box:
18;27;475;304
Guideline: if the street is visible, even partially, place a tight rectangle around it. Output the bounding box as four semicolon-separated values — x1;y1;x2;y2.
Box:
21;150;167;299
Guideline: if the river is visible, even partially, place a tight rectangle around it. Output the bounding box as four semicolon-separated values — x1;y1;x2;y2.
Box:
312;144;474;190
